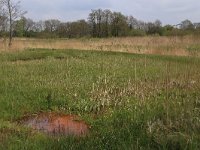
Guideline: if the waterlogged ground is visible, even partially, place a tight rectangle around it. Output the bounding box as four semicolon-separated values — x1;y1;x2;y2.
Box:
0;49;200;149
20;112;89;137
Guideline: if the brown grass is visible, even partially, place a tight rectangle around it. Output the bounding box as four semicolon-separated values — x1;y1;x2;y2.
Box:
0;36;200;56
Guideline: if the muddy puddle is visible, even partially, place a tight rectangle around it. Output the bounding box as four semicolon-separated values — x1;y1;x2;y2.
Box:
20;113;90;137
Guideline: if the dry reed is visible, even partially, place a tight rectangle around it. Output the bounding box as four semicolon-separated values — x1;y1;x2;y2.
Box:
0;36;200;56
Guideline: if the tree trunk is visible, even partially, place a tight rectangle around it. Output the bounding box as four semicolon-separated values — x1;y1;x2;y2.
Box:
8;0;12;47
9;16;12;46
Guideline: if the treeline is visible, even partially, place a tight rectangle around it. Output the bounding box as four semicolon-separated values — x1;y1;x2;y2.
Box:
1;8;200;39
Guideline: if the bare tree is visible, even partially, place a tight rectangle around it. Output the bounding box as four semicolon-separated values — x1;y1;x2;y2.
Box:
33;20;45;32
193;23;200;29
154;19;162;27
102;9;112;37
22;17;34;34
0;15;7;32
0;1;3;14
0;2;3;19
111;12;128;37
128;16;138;29
180;19;194;30
44;19;60;33
88;10;97;37
2;0;26;46
0;5;7;33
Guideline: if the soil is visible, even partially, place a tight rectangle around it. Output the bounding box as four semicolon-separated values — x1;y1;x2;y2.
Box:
20;112;90;137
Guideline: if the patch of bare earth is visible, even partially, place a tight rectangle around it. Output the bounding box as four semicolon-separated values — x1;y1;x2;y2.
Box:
19;112;90;137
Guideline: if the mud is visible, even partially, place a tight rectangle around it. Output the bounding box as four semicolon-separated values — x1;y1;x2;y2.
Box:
20;112;90;137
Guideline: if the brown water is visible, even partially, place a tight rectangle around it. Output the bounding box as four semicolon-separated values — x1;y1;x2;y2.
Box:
21;113;90;137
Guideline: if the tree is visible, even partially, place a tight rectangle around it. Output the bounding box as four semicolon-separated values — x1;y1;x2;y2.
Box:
180;19;194;30
75;20;89;37
57;22;69;38
64;20;89;38
0;1;3;15
13;18;23;37
0;12;7;34
44;19;60;33
102;9;112;37
21;17;34;36
146;20;163;35
128;16;138;29
88;9;112;38
111;12;128;37
33;20;45;32
2;0;26;46
0;2;7;35
0;15;7;32
95;9;103;37
154;19;162;27
42;19;61;38
193;23;200;29
88;10;97;37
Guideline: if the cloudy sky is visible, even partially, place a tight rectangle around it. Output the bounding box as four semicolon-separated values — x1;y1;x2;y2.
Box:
17;0;200;25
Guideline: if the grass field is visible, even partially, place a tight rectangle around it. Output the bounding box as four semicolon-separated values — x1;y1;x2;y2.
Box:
0;48;200;149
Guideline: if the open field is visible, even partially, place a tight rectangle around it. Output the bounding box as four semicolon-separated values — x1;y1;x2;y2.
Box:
0;48;200;149
1;36;200;57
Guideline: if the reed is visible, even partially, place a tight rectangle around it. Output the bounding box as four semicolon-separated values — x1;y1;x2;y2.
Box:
1;36;200;57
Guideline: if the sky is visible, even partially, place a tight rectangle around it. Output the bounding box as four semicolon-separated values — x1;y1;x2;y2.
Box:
16;0;200;25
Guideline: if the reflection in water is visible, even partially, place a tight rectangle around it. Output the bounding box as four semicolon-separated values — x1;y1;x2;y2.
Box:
21;113;89;136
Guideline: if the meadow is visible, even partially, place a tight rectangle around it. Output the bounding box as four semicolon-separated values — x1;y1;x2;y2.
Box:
0;37;200;149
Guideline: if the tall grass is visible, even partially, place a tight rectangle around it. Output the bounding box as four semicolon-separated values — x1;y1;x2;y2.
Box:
0;49;199;149
1;36;200;57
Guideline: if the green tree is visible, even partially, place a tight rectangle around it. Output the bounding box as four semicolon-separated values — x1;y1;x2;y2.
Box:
13;18;23;37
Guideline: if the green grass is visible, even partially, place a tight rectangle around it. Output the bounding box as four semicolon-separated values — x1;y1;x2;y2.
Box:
186;44;200;55
0;49;200;149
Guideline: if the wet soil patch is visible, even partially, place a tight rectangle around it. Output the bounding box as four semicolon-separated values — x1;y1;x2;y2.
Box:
19;112;90;137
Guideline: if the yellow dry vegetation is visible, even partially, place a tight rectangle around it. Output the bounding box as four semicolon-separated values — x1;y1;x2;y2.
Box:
0;36;200;56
